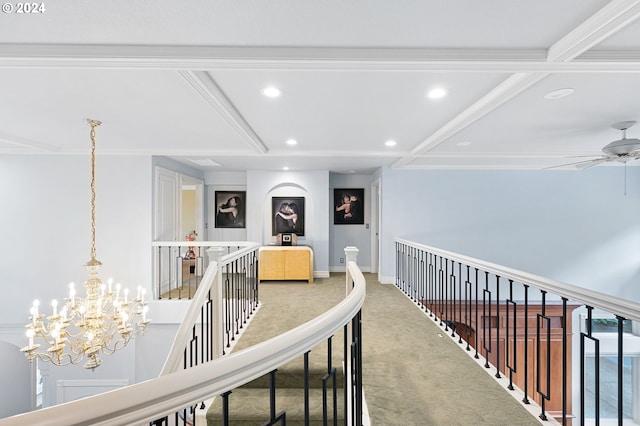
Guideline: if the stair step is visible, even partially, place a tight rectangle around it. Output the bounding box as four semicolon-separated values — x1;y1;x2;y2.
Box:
241;365;344;389
207;388;345;426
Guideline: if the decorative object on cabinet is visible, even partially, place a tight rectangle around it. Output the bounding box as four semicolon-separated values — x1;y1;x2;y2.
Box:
258;246;313;283
334;188;364;224
272;196;305;236
215;191;246;228
276;233;297;246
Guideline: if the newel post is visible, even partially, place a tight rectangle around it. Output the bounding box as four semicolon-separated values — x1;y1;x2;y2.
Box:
207;246;226;359
344;246;359;294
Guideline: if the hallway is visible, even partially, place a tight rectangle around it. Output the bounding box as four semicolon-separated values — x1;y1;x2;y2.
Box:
230;273;542;425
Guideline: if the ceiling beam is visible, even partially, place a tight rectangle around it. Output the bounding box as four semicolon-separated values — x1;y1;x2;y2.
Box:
178;71;268;155
393;0;640;169
1;45;640;71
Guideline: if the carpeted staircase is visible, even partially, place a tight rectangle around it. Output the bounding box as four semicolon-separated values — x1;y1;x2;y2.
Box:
206;278;348;426
206;346;344;425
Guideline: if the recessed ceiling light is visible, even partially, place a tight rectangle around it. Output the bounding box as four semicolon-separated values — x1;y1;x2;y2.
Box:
544;88;575;100
262;86;283;98
286;139;297;146
385;140;397;147
426;87;449;100
456;141;472;147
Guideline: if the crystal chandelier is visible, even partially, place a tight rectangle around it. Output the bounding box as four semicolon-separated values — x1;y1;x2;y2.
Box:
20;119;150;370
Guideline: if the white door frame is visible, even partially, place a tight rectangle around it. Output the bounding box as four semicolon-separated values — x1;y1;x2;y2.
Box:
370;178;381;279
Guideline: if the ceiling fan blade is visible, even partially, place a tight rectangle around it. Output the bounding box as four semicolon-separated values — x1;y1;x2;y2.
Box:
544;157;608;170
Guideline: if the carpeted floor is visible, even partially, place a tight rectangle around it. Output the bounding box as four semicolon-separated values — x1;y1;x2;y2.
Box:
228;273;543;426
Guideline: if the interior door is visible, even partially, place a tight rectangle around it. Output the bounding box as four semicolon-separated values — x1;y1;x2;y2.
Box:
154;166;180;295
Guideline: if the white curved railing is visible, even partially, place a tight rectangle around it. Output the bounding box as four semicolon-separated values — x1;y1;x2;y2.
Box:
0;261;367;426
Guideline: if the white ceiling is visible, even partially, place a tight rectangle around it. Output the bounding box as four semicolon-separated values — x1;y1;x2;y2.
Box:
2;0;640;173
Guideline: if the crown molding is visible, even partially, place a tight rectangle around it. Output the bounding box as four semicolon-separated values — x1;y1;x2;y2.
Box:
1;44;640;72
0;132;60;151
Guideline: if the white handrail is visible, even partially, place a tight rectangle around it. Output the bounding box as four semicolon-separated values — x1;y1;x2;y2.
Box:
396;237;640;322
1;261;367;426
160;242;260;375
159;260;219;376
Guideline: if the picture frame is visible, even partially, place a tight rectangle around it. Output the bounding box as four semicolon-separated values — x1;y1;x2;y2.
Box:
334;188;364;225
272;196;305;236
215;191;246;228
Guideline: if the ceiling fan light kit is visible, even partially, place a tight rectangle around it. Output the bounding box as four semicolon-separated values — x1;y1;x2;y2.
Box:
603;121;640;156
549;121;640;169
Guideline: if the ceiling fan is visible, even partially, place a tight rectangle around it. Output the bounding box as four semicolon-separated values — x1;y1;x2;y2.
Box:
548;121;640;169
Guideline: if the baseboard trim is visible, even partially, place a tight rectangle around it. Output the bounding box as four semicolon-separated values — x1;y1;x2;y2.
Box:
379;275;395;284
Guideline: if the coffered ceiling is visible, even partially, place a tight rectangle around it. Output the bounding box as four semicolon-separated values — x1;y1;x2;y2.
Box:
1;0;640;173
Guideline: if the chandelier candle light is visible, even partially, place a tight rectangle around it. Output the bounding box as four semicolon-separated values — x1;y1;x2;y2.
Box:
20;119;150;370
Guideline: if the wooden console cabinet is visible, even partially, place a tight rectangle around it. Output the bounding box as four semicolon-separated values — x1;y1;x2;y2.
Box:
258;246;314;283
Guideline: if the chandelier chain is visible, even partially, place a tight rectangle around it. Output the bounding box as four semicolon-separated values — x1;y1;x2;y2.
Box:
88;119;100;261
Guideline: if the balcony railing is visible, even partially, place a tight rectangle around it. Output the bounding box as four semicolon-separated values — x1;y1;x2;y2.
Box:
395;238;640;426
152;241;254;300
0;248;366;426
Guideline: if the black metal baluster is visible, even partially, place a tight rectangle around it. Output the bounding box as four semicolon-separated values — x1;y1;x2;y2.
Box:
150;416;168;426
304;351;310;425
419;250;425;310
465;265;471;351
581;306;601;425
427;253;436;317
411;248;419;302
206;294;212;362
562;297;568;426
494;275;501;379
323;337;338;426
458;262;463;344
617;315;625;426
522;284;530;405
474;268;479;360
264;369;286;425
483;271;491;369
449;259;456;337
536;290;550;421
343;324;348;426
444;259;450;332
395;242;399;288
506;279;516;390
157;246;162;300
221;391;231;426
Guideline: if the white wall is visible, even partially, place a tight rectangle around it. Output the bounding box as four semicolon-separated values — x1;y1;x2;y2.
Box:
379;167;640;301
205;171;248;242
329;173;374;271
0;342;31;417
247;170;330;276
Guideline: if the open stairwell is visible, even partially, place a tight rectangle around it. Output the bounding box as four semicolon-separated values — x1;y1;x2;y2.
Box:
207;344;345;425
205;276;350;426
